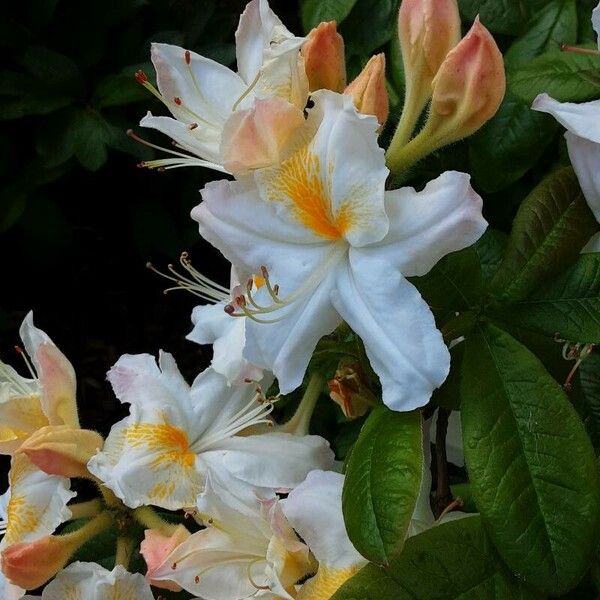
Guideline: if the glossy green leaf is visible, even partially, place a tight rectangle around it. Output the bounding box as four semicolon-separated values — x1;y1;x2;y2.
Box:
577;352;600;453
509;51;600;104
469;93;559;193
69;110;109;171
342;407;422;565
491;253;600;343
490;167;598;302
332;516;541;599
504;0;578;70
300;0;359;33
458;0;542;35
410;247;483;318
475;228;508;285
461;323;600;594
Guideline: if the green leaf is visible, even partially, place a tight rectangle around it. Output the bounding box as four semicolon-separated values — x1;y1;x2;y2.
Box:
490;253;600;343
577;352;600;452
341;0;400;58
300;0;359;33
93;73;148;108
509;50;600;104
410;246;483;319
69;110;109;171
475;228;508;285
332;516;541;599
504;0;578;70
469;92;559;193
342;407;422;565
490;167;598;302
461;322;600;594
458;0;533;35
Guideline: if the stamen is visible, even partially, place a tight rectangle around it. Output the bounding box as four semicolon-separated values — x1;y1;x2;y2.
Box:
247;559;270;590
232;69;263;112
561;44;600;56
146;253;230;303
14;346;36;379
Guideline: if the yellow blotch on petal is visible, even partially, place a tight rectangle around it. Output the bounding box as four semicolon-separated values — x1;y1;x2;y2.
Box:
296;565;362;600
266;146;352;240
5;495;40;545
125;424;196;469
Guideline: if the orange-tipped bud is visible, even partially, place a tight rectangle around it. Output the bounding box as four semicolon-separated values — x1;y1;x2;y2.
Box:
19;425;103;479
426;18;506;144
2;536;77;589
302;21;347;92
344;54;389;126
141;525;191;591
398;0;461;91
328;362;377;419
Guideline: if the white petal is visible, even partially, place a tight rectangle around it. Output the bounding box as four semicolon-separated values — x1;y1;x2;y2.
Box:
213;432;335;490
255;91;389;247
368;172;487;277
0;575;25;600
283;471;364;569
582;232;600;253
151;42;245;125
235;0;295;83
39;562;154;600
2;454;74;547
565;131;600;221
187;303;263;384
532;94;600;144
332;255;450;411
594;2;600;47
140;112;223;165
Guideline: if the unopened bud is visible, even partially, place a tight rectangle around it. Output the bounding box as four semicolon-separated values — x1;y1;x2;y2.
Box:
344;54;389;126
302;21;347;92
221;98;305;174
328;362;378;419
141;525;191;591
1;512;112;588
19;425;103;479
425;18;505;145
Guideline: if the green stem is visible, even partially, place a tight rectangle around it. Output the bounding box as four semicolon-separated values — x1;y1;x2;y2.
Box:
279;372;325;436
68;499;103;520
115;535;136;569
60;510;114;547
133;506;179;535
386;129;434;178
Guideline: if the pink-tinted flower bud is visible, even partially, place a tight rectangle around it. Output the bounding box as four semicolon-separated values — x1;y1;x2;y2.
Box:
220;98;305;174
398;0;461;91
426;18;506;144
140;525;191;591
344;54;389;126
19;425;103;479
328;362;377;419
302;21;347;92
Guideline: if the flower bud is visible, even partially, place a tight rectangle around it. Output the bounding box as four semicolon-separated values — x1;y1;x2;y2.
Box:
221;98;305;174
19;425;103;479
302;21;347;92
425;18;506;145
344;54;389;126
327;362;378;419
140;525;191;591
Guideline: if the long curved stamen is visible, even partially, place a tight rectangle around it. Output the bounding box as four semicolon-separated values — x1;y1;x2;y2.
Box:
561;44;600;56
192;390;276;453
232;69;263;112
226;243;346;319
147;252;230;303
247;558;271;590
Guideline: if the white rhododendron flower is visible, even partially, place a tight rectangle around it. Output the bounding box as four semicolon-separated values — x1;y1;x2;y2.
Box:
283;470;366;599
194;90;487;411
22;562;155;600
136;0;308;174
88;353;334;510
0;313;79;455
532;4;600;250
149;473;313;599
0;454;75;599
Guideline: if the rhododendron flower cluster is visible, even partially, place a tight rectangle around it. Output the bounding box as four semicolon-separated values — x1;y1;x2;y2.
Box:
8;0;600;598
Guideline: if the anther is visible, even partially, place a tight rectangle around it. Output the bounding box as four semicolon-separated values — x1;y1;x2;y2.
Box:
188;122;198;130
195;575;200;584
174;97;182;105
185;50;192;65
224;304;236;315
134;70;148;84
260;265;269;278
171;562;177;570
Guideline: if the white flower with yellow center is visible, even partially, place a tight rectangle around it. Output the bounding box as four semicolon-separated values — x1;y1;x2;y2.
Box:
87;354;334;510
0;313;79;455
193;90;487;412
0;453;75;599
149;472;313;599
21;562;155;600
134;0;308;174
532;4;600;250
